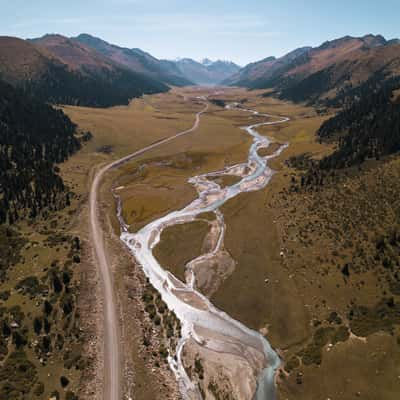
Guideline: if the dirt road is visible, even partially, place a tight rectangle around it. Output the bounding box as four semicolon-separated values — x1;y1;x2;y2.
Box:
89;99;208;400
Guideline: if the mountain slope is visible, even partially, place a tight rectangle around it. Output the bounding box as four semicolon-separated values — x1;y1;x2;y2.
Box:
229;34;400;104
73;33;193;86
0;36;62;83
0;36;168;107
30;34;117;73
175;58;240;85
317;74;400;168
280;40;400;103
224;47;311;87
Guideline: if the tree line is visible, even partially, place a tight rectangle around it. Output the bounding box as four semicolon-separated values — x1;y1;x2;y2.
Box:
20;62;168;108
0;79;82;224
289;73;400;190
318;74;400;169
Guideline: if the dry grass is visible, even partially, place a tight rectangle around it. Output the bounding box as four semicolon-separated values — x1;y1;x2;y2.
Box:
153;221;210;282
0;89;214;400
124;89;400;399
51;86;400;399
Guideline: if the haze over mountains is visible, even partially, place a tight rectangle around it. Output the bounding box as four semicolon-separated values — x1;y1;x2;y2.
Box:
174;57;241;85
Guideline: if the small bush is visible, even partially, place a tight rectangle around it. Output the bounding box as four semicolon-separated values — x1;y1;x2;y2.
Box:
60;375;70;387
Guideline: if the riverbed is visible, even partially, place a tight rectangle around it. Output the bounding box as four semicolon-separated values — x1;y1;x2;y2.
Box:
120;101;289;399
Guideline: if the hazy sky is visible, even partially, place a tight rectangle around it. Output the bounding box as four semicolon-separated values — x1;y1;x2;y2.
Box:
2;0;400;65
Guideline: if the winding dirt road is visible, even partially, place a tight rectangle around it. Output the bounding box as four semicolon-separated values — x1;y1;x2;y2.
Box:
89;98;209;400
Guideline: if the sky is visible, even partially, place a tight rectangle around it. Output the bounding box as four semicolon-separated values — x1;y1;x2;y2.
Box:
2;0;400;65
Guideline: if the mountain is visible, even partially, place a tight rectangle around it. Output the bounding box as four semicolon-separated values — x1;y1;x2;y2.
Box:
73;33;193;87
174;58;241;85
0;35;169;107
224;47;311;87
0;36;61;83
201;58;214;66
228;34;400;104
280;37;400;104
29;34;119;73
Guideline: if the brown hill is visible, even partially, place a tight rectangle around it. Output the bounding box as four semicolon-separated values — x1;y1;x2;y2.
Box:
30;34;115;73
0;36;62;82
279;40;400;103
287;35;386;78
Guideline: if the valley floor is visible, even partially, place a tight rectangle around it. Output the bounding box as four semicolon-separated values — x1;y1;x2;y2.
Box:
15;86;398;400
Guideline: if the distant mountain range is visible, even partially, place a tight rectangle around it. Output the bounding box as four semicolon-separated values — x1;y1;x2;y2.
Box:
226;34;400;104
74;34;240;85
2;32;400;108
174;57;241;85
0;33;240;107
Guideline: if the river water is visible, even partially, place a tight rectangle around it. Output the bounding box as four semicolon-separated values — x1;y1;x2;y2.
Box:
119;102;289;399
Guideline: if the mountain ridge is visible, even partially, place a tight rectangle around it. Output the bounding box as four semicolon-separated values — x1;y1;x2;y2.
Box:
0;35;169;107
73;33;193;87
227;33;400;104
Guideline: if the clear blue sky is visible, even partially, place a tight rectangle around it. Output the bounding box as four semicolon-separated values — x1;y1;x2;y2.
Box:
2;0;399;65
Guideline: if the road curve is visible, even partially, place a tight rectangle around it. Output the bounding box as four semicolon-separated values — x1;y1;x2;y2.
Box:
89;98;209;400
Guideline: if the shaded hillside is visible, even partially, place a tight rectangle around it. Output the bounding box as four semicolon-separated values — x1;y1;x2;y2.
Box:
317;75;400;169
0;80;81;224
73;33;193;86
288;74;400;194
0;36;168;107
175;58;240;85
